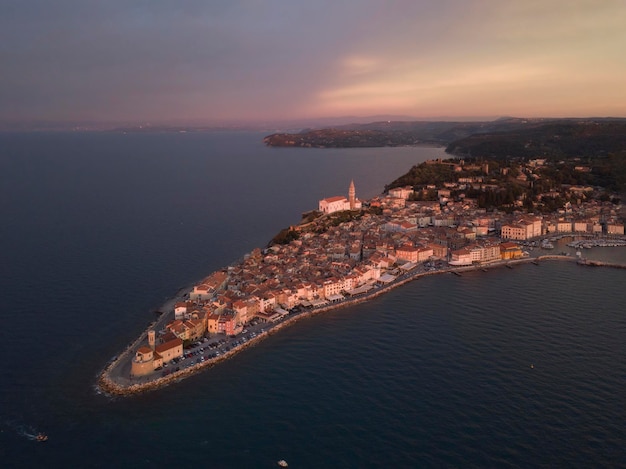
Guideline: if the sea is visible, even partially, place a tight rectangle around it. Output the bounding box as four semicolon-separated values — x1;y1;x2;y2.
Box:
1;131;625;468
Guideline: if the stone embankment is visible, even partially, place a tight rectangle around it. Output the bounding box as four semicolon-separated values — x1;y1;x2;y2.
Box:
98;286;193;395
535;254;577;261
577;259;626;269
97;254;582;397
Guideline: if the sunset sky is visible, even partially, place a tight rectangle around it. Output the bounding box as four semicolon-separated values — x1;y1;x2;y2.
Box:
1;0;625;126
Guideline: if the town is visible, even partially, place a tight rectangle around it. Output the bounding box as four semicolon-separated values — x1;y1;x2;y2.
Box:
101;156;625;391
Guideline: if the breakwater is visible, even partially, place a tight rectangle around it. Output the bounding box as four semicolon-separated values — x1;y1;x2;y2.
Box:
578;259;626;269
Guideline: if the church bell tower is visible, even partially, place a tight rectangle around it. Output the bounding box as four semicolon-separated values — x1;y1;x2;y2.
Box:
349;180;356;210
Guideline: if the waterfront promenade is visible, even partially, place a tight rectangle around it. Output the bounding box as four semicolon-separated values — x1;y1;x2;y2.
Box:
98;253;580;396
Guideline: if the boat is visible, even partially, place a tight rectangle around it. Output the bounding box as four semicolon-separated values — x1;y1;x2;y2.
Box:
277;460;288;467
36;433;48;442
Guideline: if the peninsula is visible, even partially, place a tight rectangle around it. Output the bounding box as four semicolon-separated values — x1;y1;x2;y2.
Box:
263;118;626;154
98;147;626;396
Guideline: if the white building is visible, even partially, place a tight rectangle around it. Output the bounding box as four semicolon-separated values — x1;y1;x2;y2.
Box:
501;216;542;240
319;196;351;214
318;180;362;214
388;186;414;200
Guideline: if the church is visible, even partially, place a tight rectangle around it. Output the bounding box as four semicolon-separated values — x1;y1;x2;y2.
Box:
318;180;362;214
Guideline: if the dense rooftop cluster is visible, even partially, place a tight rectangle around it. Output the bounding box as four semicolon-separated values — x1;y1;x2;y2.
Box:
177;158;624;340
128;156;625;379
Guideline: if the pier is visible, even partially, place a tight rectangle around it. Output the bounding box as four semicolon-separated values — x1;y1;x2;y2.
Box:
578;259;626;269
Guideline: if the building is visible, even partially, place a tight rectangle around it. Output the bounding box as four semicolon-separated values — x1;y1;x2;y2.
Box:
500;217;542;240
154;337;184;364
467;241;501;264
383;220;418;232
319;180;362;214
500;242;524;260
388;186;414;200
131;334;184;377
190;271;228;300
319;196;350;214
348;180;356;210
395;244;419;263
166;318;206;342
557;220;572;233
449;248;472;266
449;241;501;266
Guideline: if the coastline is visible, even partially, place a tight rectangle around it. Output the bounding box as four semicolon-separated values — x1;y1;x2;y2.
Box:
97;254;578;397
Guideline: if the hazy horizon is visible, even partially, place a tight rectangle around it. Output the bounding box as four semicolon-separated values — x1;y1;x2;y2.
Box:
0;113;508;132
2;1;625;126
3;114;626;133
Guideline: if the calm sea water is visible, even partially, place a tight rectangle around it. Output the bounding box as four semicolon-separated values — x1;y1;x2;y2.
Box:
1;132;625;468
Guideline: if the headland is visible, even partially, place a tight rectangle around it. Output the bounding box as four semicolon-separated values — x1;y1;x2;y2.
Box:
98;154;626;396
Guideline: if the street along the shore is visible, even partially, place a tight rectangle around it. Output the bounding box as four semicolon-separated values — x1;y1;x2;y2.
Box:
98;253;583;396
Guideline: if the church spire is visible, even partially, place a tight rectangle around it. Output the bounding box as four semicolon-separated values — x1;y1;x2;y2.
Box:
348;180;356;210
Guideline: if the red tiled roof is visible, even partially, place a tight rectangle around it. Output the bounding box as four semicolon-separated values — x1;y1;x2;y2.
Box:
322;196;347;203
155;337;183;353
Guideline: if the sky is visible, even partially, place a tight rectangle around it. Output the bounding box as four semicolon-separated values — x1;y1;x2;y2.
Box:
1;0;625;126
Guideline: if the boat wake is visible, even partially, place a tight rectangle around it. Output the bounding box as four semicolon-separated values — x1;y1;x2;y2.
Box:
19;427;43;441
3;419;47;442
23;431;39;441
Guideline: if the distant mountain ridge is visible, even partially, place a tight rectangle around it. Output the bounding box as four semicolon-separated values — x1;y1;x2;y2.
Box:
263;118;626;159
263;119;510;147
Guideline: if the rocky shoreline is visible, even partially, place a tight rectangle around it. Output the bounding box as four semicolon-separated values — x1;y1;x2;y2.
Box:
97;255;578;397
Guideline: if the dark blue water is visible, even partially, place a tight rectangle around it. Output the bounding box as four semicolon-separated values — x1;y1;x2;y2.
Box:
1;132;625;468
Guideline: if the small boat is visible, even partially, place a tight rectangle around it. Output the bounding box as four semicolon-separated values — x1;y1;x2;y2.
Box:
277;460;288;467
36;433;48;442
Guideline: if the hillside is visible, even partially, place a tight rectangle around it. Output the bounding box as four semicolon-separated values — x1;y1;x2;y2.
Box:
446;120;626;159
263;119;535;148
263;118;626;152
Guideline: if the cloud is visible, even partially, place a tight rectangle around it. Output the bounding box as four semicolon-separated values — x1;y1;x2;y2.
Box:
1;0;625;123
308;0;626;118
340;56;382;76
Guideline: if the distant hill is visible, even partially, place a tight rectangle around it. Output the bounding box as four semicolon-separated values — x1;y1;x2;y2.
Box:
263;119;531;147
263;118;626;162
446;119;626;159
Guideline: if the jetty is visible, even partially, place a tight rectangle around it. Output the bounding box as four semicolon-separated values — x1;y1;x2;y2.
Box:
578;259;626;269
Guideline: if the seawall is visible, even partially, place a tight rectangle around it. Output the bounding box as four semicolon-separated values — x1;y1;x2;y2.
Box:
577;259;626;269
97;255;581;397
